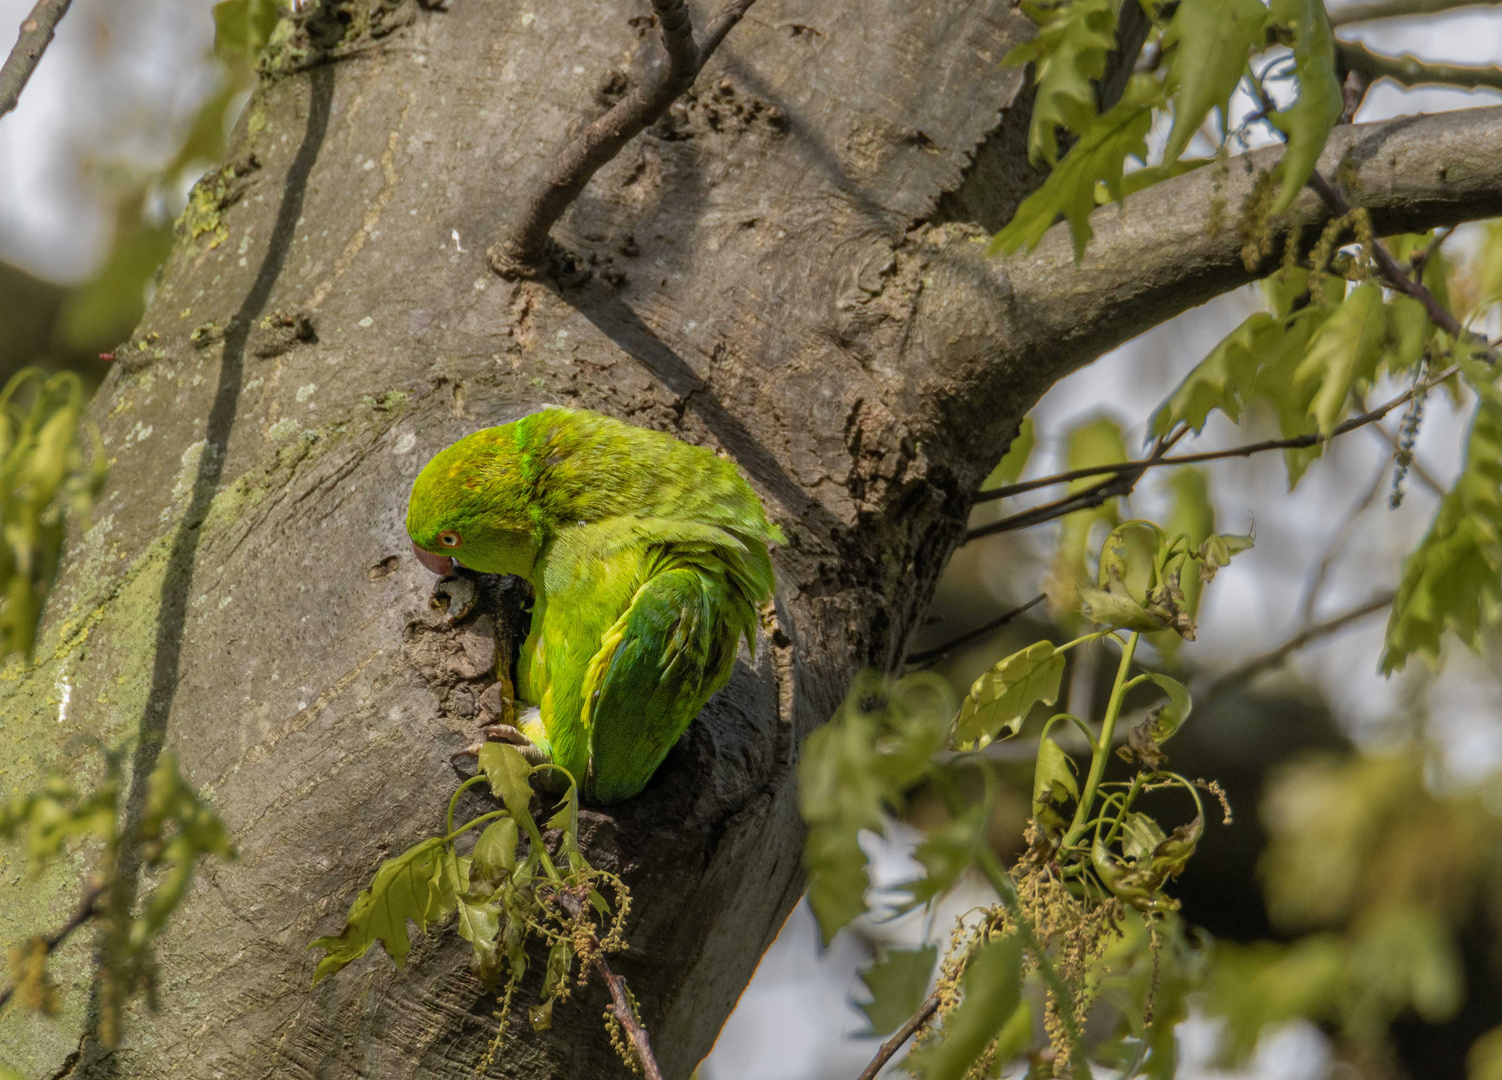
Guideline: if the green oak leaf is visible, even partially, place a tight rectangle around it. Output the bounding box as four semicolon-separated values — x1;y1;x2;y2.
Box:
310;836;456;982
1382;370;1502;672
1005;0;1118;166
1197;531;1255;584
1161;0;1269;165
1140;672;1193;743
1267;0;1343;213
1151;312;1276;436
1032;734;1079;832
471;817;519;882
478;742;534;818
991;76;1159;258
953;641;1066;750
1293;282;1388;436
1122;812;1169;863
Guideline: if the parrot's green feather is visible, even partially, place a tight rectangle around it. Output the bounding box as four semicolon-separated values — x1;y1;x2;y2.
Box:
407;408;781;803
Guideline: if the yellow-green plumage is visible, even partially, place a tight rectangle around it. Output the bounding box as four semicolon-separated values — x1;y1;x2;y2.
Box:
406;408;783;803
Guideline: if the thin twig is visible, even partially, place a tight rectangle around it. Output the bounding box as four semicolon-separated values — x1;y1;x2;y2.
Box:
595;955;664;1080
904;594;1047;668
1305;169;1481;346
965;430;1187;543
1337;39;1502;93
698;0;758;56
856;990;942;1080
969;367;1455;519
1202;592;1395;701
1351;391;1445;497
0;0;71;121
1298;455;1390;623
489;0;759;277
1409;226;1452;279
1328;0;1496;26
0;879;103;1011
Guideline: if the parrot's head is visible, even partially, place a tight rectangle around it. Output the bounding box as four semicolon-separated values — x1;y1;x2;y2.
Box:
406;427;543;580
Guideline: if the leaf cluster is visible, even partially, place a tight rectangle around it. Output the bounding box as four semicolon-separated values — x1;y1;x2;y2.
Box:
1382;363;1502;672
308;745;638;1069
1141;222;1502;672
0;369;106;663
802;522;1251;1078
0;744;235;1048
1151;263;1433;482
992;0;1342;258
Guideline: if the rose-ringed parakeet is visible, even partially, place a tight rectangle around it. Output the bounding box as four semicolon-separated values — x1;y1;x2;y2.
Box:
406;407;784;803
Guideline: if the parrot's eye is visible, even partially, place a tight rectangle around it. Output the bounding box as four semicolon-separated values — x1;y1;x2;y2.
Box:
438;531;462;548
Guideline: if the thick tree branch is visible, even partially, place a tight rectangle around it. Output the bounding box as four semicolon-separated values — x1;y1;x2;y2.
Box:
488;0;759;278
1337;39;1502;94
0;0;70;121
1328;0;1497;25
946;106;1502;408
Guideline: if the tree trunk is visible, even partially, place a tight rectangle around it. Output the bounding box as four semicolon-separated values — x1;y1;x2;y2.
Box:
4;0;1501;1077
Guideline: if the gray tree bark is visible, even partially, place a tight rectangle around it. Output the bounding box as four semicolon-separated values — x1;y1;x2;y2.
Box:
3;0;1502;1077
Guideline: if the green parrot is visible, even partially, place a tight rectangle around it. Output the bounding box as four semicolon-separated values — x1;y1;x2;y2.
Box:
406;407;784;803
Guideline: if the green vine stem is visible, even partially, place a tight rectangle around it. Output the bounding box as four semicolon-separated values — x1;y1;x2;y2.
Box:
442;810;508;845
446;774;489;836
514;803;561;882
1062;632;1140;851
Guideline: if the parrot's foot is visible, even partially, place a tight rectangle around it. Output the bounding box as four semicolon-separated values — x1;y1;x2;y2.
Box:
450;722;550;769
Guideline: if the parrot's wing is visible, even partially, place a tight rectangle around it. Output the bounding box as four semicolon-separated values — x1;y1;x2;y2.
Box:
584;516;776;633
579;562;748;803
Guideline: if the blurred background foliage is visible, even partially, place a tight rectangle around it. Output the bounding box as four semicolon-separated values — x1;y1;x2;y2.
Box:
0;0;264;392
3;1;1502;1079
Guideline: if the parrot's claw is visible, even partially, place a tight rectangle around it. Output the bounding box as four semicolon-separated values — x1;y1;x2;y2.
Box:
479;722;532;745
450;724;550;770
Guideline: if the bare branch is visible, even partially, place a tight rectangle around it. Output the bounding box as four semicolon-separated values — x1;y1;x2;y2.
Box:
1298;456;1391;623
856;990;943;1080
964;432;1186;543
905;593;1047;667
1328;0;1498;26
969;366;1456;523
1351;392;1445;497
0;878;102;1011
698;0;758;57
0;0;71;121
1202;592;1395;700
489;0;759;278
1337;39;1502;93
595;955;664;1080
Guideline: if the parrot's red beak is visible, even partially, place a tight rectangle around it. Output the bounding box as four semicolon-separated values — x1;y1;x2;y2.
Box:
411;540;455;576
